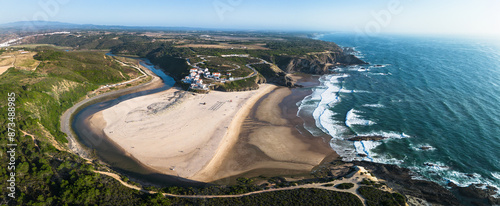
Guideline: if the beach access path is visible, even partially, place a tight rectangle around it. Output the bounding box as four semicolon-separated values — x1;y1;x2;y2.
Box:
92;166;394;206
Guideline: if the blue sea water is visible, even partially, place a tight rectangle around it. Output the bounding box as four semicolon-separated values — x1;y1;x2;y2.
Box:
299;33;500;193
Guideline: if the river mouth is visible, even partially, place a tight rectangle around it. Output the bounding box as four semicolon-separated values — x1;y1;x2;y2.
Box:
72;57;207;187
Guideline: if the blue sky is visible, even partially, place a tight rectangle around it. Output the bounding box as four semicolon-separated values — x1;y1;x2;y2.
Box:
1;0;499;36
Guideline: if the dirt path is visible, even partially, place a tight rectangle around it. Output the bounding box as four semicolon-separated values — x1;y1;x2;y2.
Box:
0;53;15;75
92;166;396;206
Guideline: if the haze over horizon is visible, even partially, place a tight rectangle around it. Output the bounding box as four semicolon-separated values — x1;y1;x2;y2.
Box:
1;0;499;37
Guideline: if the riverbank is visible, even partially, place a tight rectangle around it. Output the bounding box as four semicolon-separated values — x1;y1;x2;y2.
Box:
60;57;165;159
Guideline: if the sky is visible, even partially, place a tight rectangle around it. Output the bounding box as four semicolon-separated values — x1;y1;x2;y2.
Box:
0;0;499;37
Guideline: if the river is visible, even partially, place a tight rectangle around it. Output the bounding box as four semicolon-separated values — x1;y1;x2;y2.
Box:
71;54;205;186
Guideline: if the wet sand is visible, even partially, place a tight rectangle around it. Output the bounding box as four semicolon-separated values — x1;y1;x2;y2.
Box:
207;74;337;182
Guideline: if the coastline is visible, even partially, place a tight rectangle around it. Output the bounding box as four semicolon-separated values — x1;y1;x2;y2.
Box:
61;59;480;204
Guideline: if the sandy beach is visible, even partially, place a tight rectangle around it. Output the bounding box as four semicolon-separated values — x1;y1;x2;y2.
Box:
93;84;277;182
206;84;336;182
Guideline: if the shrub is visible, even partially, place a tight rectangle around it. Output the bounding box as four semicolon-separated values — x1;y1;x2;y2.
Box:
336;183;355;189
358;186;406;206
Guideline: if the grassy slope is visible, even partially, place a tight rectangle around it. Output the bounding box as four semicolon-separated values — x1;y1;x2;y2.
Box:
0;48;176;205
0;50;133;144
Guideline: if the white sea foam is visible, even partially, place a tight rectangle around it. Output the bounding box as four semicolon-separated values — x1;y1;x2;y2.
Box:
353;141;382;161
346;66;363;71
297;92;325;137
369;73;391;76
356;131;411;139
370;154;405;165
362;104;385;108
422;161;450;171
332;139;404;164
411;164;500;195
339;89;354;93
330;139;358;161
345;109;376;127
493;172;500;180
340;89;370;93
310;74;349;138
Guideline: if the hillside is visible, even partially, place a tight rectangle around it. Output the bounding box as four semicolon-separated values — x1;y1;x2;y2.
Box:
18;31;365;91
0;48;141;145
0;46;168;204
0;33;400;206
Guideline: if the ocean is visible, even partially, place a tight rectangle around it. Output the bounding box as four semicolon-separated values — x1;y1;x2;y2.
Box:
298;33;500;194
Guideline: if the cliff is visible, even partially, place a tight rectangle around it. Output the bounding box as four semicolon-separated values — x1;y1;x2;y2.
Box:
258;51;365;87
273;52;366;75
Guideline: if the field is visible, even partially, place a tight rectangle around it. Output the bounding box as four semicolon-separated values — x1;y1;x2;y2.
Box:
9;43;73;50
0;50;41;75
176;43;269;50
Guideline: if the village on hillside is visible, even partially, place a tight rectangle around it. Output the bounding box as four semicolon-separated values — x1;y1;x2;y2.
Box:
182;54;259;91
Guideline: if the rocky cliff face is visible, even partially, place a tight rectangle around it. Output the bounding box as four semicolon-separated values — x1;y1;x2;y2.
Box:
273;52;366;75
263;51;365;87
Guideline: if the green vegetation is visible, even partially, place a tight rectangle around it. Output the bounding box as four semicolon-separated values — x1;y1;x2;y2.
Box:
33;50;63;61
199;57;254;78
221;57;260;65
265;37;342;55
184;189;363;206
336;183;355;190
358;186;406;206
112;42;192;80
0;133;178;205
9;44;73;50
216;76;260;91
29;33;152;50
251;63;277;78
360;178;386;188
0;48;171;205
0;49;136;144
